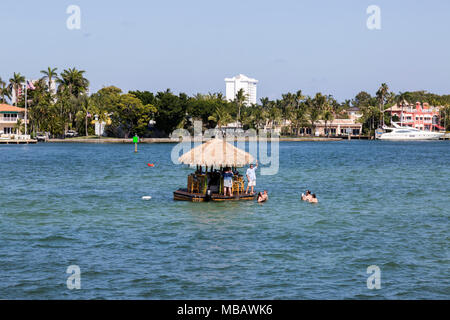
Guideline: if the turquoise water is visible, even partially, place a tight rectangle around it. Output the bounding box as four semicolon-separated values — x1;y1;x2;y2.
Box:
0;141;448;299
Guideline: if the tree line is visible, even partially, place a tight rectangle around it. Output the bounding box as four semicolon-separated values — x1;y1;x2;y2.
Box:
1;69;449;138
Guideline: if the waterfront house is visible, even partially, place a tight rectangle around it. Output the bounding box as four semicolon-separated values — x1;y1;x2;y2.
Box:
0;104;28;138
385;102;443;131
314;107;363;136
314;118;363;136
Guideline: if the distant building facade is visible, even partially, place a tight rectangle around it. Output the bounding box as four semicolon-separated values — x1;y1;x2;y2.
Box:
314;118;362;136
0;104;28;137
225;74;258;105
314;106;363;136
94;115;106;136
385;102;443;131
262;107;363;136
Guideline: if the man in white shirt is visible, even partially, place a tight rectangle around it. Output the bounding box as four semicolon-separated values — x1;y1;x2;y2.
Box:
245;160;258;194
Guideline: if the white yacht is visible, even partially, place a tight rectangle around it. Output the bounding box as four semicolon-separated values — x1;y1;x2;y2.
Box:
376;122;444;140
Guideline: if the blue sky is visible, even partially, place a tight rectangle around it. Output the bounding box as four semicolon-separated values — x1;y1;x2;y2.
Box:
1;0;449;101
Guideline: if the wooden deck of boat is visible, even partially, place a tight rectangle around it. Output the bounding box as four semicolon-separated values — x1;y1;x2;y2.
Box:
173;189;207;202
211;193;255;201
174;189;256;202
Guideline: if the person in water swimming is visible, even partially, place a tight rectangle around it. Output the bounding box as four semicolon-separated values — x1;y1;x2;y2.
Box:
301;190;312;201
257;192;264;202
308;193;318;203
257;190;269;203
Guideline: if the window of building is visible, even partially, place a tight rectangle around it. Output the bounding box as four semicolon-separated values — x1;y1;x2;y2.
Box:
2;113;17;121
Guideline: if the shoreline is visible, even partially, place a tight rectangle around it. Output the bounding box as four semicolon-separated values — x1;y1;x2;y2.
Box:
45;137;345;144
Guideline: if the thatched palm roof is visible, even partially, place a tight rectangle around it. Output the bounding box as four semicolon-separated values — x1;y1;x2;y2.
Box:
178;138;255;167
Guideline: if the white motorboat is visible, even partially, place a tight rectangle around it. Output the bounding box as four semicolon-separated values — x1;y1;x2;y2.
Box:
376;122;444;140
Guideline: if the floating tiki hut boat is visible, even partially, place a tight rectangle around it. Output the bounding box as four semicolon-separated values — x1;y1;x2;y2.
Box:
174;138;256;202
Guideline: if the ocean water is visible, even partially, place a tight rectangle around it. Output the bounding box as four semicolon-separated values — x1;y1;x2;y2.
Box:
0;141;448;299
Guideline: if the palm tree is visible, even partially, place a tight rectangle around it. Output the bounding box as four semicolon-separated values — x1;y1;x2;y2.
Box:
13;118;25;135
216;92;224;101
322;109;334;137
56;87;73;136
0;77;11;103
56;68;89;130
259;97;273;130
376;83;389;127
290;107;308;136
395;92;412;126
56;67;89;98
280;92;297;135
8;72;25;106
254;106;268;132
306;93;327;136
440;104;450;131
294;91;307;135
40;67;58;92
208;106;233;129
75;96;94;136
294;90;305;109
235;88;247;125
268;101;282;131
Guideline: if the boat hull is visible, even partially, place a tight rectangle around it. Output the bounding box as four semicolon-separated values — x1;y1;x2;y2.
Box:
173;189;255;202
378;133;443;140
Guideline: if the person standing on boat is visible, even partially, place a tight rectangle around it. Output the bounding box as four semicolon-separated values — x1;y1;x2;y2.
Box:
245;160;258;194
223;167;234;197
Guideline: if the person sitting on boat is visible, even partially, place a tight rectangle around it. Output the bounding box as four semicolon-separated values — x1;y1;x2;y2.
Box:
245;160;258;194
308;193;318;203
222;167;234;197
301;190;312;201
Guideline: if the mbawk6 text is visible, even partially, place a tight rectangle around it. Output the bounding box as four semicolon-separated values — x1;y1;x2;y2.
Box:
222;304;272;316
177;304;272;317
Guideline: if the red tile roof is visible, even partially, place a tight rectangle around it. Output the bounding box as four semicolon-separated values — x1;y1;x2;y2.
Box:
0;104;25;112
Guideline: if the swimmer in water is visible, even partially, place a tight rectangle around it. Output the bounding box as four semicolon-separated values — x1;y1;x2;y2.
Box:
301;190;312;201
308;193;318;203
257;190;268;203
257;192;264;202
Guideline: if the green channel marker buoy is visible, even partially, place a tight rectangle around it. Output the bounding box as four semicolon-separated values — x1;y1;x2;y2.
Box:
133;135;139;152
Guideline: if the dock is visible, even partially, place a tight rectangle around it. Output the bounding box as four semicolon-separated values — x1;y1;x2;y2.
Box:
0;139;37;144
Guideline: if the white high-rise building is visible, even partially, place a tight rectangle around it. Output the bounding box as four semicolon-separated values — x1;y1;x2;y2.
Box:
225;74;258;105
